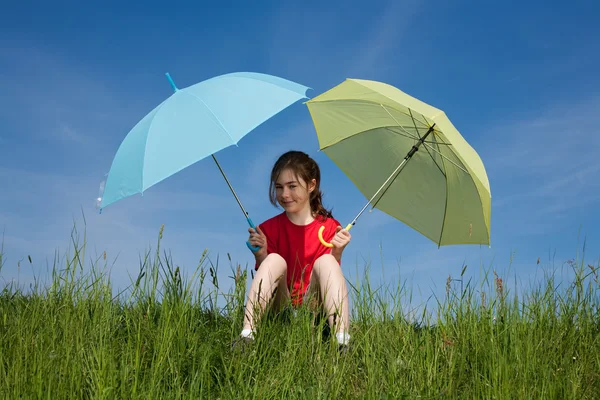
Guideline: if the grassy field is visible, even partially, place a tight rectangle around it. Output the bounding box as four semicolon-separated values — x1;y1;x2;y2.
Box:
1;225;599;399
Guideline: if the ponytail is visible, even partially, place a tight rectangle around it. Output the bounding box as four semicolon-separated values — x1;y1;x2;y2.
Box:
310;188;333;219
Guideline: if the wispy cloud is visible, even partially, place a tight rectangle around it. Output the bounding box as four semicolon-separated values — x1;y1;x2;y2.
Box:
484;96;600;174
477;95;600;235
265;1;421;86
56;123;89;145
342;0;420;78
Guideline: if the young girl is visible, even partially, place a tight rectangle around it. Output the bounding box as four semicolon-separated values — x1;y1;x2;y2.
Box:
239;150;351;350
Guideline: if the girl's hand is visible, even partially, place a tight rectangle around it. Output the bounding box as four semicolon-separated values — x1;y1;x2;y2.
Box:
331;226;351;250
248;226;268;258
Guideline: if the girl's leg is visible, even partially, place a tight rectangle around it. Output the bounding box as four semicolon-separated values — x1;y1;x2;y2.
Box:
242;253;290;333
310;254;350;344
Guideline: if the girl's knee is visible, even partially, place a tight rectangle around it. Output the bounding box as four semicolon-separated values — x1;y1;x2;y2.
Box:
257;253;287;276
264;253;286;265
315;254;339;268
313;254;342;277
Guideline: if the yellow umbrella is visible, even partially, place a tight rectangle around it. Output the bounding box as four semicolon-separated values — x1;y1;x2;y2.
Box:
305;78;491;247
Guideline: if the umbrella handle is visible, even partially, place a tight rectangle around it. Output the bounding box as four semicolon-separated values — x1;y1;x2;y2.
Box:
318;224;353;248
246;217;261;253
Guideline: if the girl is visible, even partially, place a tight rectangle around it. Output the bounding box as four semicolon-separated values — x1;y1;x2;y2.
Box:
239;150;351;350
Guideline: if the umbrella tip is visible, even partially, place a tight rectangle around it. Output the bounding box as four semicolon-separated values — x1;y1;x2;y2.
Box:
165;72;178;92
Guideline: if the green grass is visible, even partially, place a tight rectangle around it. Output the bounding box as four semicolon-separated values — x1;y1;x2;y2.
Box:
1;224;599;399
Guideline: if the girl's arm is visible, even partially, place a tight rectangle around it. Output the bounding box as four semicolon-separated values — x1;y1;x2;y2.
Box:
330;226;351;263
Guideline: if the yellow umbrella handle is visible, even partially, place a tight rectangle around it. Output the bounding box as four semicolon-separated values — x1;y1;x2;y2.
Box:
318;223;353;248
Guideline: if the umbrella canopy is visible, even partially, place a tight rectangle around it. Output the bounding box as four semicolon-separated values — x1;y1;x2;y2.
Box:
100;71;310;210
306;78;491;247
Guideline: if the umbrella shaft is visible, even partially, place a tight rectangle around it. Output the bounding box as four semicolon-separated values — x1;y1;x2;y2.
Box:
211;154;249;218
350;124;436;226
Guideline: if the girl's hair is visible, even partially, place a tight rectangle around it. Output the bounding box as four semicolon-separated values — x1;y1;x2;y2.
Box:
269;150;333;219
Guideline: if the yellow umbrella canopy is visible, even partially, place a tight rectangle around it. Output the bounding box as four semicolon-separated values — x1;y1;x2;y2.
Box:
306;78;491;247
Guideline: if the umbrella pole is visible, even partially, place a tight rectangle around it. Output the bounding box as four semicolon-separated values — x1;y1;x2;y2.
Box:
350;124;437;227
211;155;249;218
211;154;260;252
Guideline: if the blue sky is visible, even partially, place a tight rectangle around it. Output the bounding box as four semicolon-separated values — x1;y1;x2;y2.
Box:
1;1;599;318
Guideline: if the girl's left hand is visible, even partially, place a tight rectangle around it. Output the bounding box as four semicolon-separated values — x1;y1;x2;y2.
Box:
331;226;351;249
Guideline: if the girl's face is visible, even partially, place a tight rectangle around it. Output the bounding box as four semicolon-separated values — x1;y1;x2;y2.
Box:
275;168;316;214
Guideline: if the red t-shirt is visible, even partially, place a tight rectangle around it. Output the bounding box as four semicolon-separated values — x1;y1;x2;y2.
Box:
255;212;341;306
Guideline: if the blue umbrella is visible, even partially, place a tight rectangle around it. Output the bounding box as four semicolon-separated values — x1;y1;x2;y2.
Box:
98;71;310;252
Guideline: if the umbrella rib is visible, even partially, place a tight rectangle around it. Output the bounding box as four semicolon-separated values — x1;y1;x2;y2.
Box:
386;127;451;145
408;108;446;178
437;155;450;247
407;108;423;141
182;92;235;143
381;104;451;146
381;103;426;131
140;98;173;190
422;143;469;174
386;127;417;140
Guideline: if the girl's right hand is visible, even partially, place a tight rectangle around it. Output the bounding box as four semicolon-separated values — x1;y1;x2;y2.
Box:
248;226;267;257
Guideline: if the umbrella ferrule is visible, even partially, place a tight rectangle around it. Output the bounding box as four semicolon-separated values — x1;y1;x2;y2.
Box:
165;72;178;92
